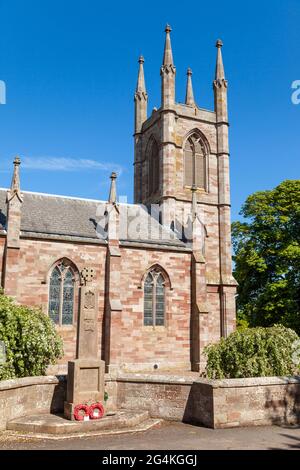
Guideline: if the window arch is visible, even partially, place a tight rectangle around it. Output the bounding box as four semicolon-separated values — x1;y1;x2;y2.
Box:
48;259;78;326
148;138;159;196
184;133;207;189
143;267;166;326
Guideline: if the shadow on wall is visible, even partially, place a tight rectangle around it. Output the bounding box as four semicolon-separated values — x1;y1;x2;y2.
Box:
182;382;213;428
264;378;300;426
50;375;67;414
0;210;6;229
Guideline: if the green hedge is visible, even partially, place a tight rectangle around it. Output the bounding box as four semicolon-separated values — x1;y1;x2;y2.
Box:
204;325;300;379
0;292;63;380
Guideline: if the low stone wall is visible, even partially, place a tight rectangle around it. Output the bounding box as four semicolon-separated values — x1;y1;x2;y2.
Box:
1;374;299;430
184;377;300;428
112;374;194;421
0;375;65;431
108;374;300;428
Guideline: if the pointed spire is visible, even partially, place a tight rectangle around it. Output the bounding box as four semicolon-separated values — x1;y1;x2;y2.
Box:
213;39;228;122
214;39;226;83
108;172;117;204
185;68;195;106
134;56;148;133
11;156;21;192
7;156;23;202
161;24;176;108
163;24;174;66
136;55;147;95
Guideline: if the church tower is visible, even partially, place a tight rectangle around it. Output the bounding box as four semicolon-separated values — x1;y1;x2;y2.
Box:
133;26;237;369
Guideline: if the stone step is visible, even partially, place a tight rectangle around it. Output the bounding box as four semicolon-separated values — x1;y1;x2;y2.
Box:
7;411;154;435
5;417;162;440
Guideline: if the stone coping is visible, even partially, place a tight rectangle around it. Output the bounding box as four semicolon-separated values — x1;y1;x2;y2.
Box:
107;373;196;385
1;374;299;391
108;374;300;387
194;376;300;389
0;375;60;391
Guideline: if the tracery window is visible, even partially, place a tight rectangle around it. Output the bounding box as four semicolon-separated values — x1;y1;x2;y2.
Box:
48;259;76;326
184;133;206;189
144;268;166;326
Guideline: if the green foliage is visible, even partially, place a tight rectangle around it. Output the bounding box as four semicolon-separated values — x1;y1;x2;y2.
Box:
0;293;63;380
232;180;300;334
205;325;300;379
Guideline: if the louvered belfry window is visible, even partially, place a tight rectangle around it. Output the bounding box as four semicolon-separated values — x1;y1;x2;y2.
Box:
148;139;159;196
184;134;206;189
144;269;166;326
48;259;75;326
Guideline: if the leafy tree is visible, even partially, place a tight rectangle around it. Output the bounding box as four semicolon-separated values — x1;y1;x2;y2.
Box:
205;325;300;379
0;292;63;380
232;180;300;334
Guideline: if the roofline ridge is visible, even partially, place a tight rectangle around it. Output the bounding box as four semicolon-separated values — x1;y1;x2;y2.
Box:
0;188;147;208
0;187;105;204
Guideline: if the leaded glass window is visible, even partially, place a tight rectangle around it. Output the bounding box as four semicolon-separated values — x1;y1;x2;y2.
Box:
143;269;166;326
48;260;76;326
155;274;165;326
62;270;75;325
184;134;206;189
49;267;61;324
144;274;154;326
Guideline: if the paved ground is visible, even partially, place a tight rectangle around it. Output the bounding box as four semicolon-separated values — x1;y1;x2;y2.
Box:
0;422;299;450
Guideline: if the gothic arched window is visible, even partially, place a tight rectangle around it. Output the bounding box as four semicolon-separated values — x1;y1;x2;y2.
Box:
48;259;77;326
184;133;206;189
144;268;166;326
148;138;159;196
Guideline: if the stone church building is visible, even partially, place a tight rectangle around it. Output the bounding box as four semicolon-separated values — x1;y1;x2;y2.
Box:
0;26;237;373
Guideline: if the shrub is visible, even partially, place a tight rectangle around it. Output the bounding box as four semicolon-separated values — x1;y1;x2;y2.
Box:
204;325;300;379
0;293;63;380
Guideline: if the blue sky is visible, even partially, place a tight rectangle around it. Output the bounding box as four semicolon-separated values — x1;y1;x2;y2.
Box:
0;0;299;220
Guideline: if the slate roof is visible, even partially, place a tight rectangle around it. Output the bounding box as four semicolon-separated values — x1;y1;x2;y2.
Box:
0;189;186;247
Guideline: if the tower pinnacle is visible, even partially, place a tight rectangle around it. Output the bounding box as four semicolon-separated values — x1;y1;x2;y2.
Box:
213;39;228;122
108;172;117;204
214;39;226;82
7;156;23;202
161;24;176;108
185;68;195;106
136;55;147;94
134;55;148;133
163;24;174;65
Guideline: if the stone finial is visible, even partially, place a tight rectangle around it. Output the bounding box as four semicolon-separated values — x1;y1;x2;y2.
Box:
161;24;176;108
162;23;174;66
108;172;117;204
7;156;23;203
11;156;21;191
215;38;226;81
134;55;148;133
185;68;195;106
136;55;147;95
